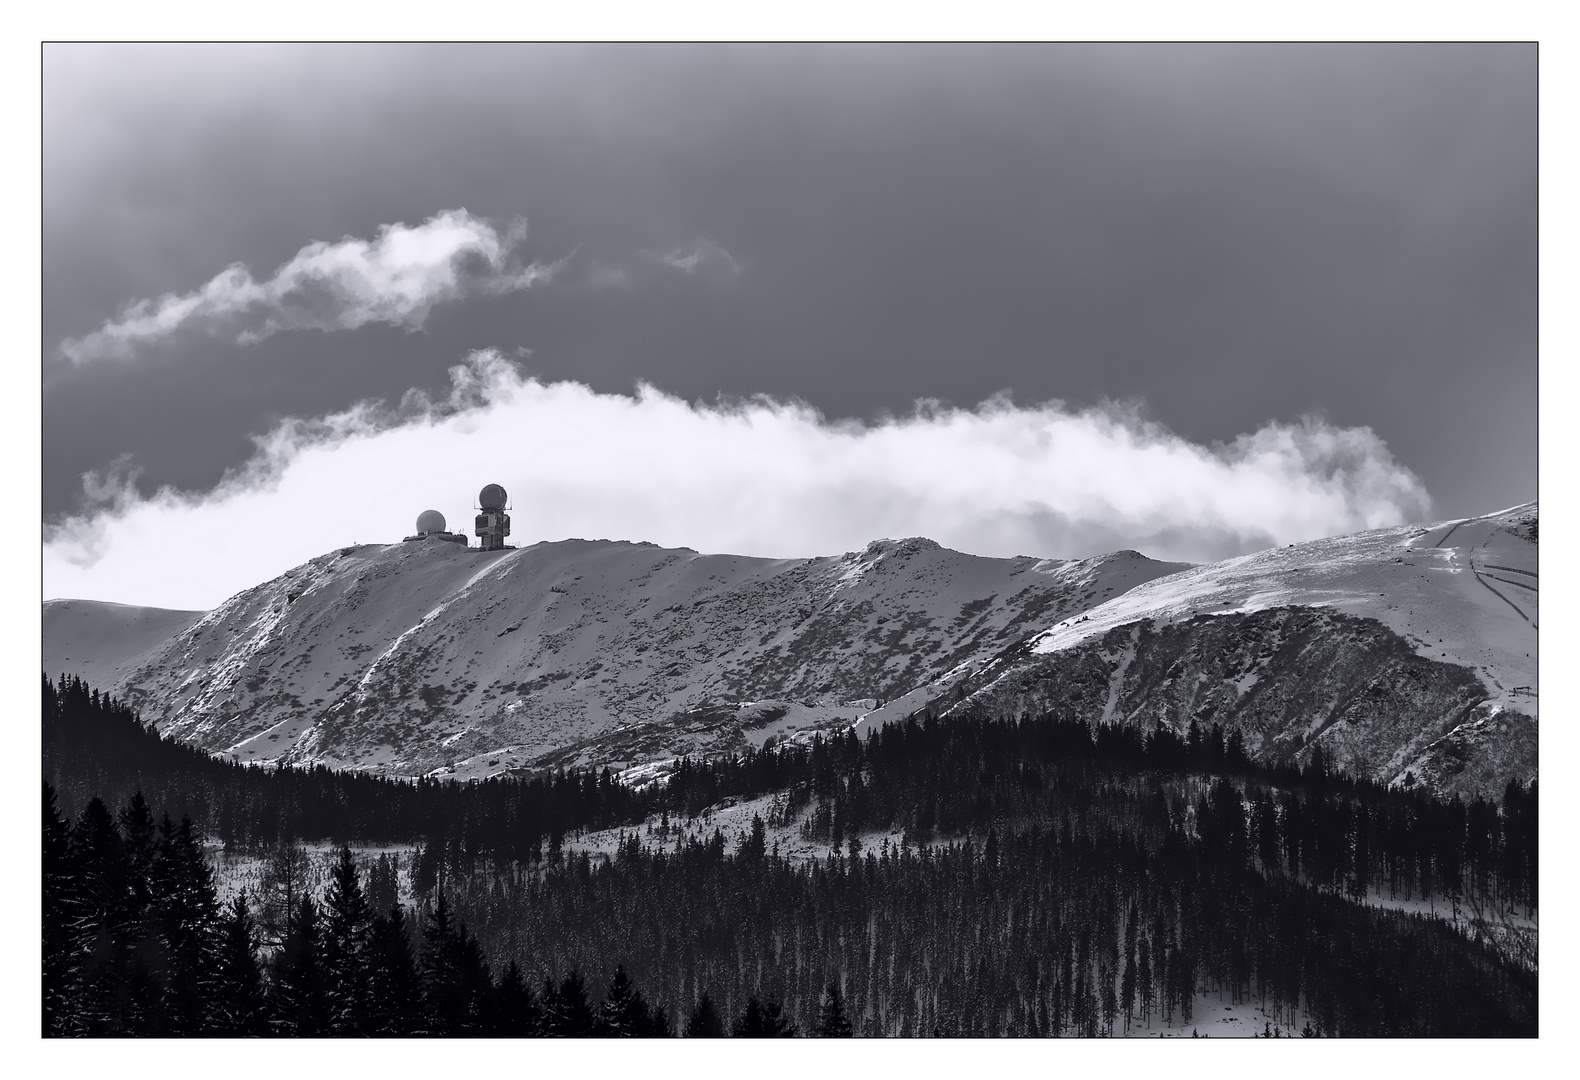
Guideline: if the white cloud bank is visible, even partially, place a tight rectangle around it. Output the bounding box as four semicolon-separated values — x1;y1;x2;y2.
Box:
59;210;558;362
44;352;1433;610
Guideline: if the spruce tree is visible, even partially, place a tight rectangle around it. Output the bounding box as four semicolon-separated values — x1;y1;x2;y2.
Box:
70;796;144;1035
418;893;462;1036
817;983;853;1037
739;814;768;863
544;969;597;1036
600;964;647;1036
321;845;374;1035
118;794;158;934
366;903;420;1035
454;924;494;1035
42;782;80;1036
1121;941;1137;1033
212;893;267;1036
365;853;399;916
492;959;539;1036
1137;937;1154;1029
1121;900;1138;1032
271;894;329;1036
684;992;725;1037
149;813;220;1034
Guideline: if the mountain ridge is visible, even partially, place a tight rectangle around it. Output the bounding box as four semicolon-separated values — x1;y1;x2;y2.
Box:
43;505;1536;797
48;535;1187;778
856;503;1538;799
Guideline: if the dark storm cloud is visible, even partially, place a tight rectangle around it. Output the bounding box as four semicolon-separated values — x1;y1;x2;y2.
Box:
44;43;1535;528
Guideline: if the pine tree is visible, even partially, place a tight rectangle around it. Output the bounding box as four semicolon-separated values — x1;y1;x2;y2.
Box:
544;969;597;1036
366;903;420;1035
453;924;494;1034
684;992;725;1037
1137;937;1154;1029
817;983;853;1037
492;959;539;1036
1121;941;1137;1033
740;814;768;863
418;892;463;1036
149;813;220;1034
118;794;158;934
271;894;329;1036
1121;900;1138;1032
42;782;80;1036
321;845;374;1035
365;852;400;915
600;964;648;1036
70;796;144;1035
211;893;267;1035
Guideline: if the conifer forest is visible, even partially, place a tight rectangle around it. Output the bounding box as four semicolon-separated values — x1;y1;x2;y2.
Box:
43;674;1537;1037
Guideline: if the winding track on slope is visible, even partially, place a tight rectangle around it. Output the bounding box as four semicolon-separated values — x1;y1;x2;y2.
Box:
1429;517;1536;628
1472;571;1533;625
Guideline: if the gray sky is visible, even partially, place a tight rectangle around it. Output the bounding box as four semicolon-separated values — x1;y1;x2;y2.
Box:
42;43;1537;606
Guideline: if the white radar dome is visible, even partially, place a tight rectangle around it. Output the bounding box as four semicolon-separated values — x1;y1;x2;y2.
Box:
416;510;447;534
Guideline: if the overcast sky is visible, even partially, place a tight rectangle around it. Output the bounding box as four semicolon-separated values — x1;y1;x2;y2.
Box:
42;43;1536;608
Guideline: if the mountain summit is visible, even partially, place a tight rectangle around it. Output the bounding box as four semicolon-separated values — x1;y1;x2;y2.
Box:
44;505;1536;797
46;537;1186;778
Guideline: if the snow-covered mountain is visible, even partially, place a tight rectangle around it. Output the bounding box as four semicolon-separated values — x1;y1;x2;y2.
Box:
859;503;1538;799
44;536;1186;778
44;600;205;690
43;504;1537;797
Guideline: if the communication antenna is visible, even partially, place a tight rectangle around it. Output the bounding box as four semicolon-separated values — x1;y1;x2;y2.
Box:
474;484;513;550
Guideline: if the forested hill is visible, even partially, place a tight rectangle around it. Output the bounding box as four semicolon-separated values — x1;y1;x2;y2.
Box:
45;675;1537;1037
44;674;643;852
44;673;1539;908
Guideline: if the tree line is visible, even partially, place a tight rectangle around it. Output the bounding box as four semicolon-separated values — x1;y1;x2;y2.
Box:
43;781;859;1038
43;674;1537;1037
44;674;1537;919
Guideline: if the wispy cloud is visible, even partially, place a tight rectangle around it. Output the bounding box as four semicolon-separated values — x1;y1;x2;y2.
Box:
43;351;1432;610
650;237;739;277
58;210;561;363
582;237;741;291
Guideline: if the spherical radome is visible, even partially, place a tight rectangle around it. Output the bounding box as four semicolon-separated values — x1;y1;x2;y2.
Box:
416;509;447;534
478;484;508;510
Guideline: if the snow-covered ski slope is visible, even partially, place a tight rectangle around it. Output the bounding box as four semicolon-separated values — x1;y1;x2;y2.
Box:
1028;502;1537;716
49;536;1186;778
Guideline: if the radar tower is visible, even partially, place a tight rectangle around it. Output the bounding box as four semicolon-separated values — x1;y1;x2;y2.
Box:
475;484;512;551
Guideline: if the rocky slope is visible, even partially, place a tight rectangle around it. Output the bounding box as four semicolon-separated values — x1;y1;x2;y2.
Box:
868;503;1538;799
47;536;1186;778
